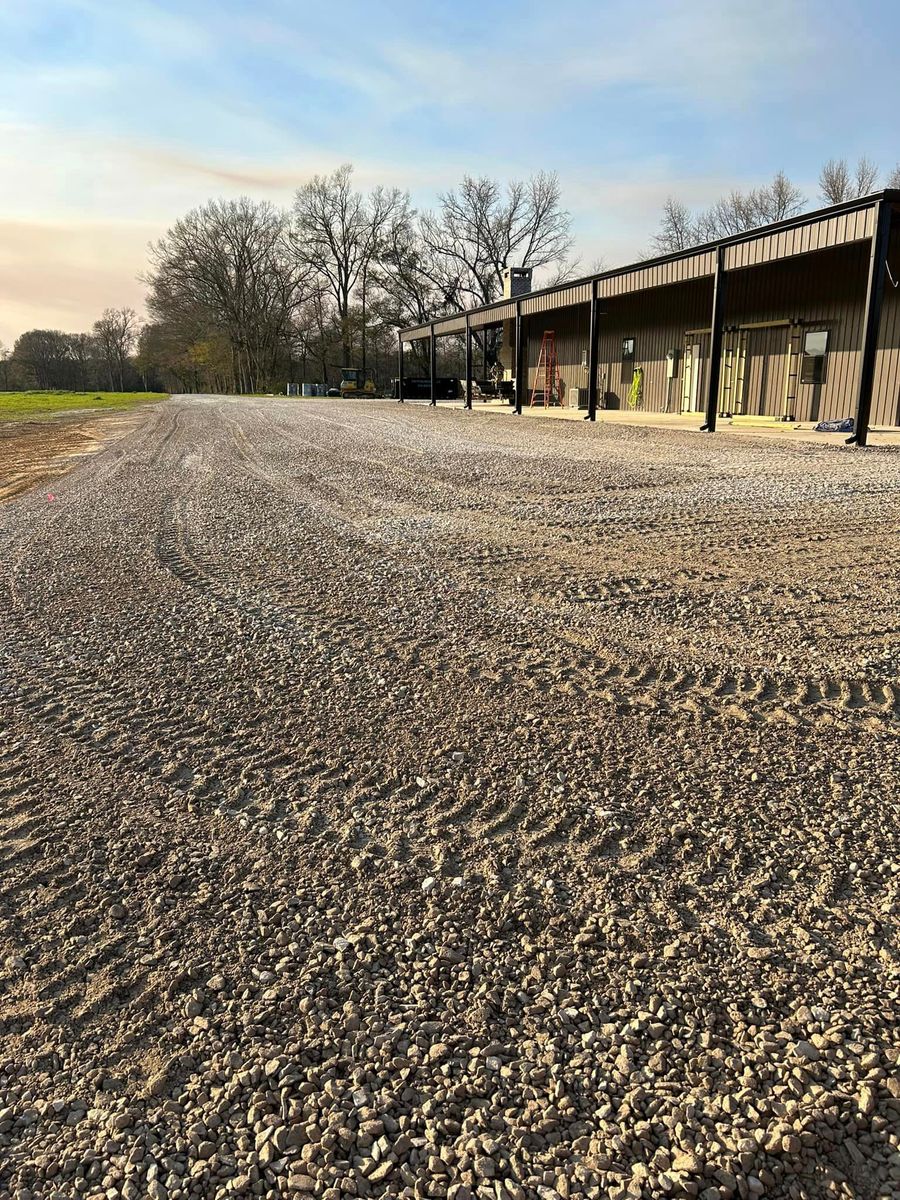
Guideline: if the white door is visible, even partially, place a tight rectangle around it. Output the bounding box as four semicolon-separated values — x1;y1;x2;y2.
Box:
681;341;703;412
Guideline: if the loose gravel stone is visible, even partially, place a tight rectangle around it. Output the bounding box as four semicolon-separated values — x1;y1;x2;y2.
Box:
0;396;898;1200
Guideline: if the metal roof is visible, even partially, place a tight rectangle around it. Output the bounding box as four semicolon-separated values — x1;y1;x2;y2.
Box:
400;190;900;341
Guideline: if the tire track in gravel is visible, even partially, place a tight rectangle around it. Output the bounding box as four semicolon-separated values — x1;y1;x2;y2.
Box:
305;406;900;730
204;403;900;751
1;405;315;833
151;400;900;862
4;397;893;883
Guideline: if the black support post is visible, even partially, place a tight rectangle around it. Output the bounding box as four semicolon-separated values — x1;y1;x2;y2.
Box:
464;314;473;409
397;333;404;403
850;199;892;446
587;293;600;421
429;324;437;406
514;302;524;415
702;246;727;432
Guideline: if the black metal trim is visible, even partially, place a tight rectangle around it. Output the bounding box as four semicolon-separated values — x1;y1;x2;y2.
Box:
587;296;599;422
429;323;436;406
464;313;473;409
850;199;893;446
704;248;727;433
514;303;524;416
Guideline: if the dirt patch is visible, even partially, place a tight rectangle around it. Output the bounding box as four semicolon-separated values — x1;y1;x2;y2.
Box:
0;407;154;502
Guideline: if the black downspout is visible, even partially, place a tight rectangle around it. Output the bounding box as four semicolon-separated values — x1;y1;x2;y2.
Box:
514;302;524;415
702;246;727;432
587;292;600;421
397;333;404;403
465;314;473;409
429;323;437;407
849;199;892;446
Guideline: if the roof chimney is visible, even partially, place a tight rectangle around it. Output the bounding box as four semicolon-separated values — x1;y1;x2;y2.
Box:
502;266;533;299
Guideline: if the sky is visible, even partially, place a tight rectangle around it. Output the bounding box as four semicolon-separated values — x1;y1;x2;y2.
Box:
1;0;898;346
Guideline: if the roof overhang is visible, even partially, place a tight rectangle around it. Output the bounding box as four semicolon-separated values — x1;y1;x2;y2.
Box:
398;191;898;340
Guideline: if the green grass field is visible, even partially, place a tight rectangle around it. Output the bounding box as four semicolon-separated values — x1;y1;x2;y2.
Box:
0;391;169;422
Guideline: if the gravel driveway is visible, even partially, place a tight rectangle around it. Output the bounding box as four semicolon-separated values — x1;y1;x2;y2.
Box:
1;395;898;1200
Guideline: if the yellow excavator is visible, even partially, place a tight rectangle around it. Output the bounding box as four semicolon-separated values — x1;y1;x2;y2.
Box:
339;368;377;398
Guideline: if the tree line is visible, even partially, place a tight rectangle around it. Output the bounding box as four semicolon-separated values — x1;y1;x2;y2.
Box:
4;154;898;396
0;308;148;393
647;156;900;255
140;166;574;394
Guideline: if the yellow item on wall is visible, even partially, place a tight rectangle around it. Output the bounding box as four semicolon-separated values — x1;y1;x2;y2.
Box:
629;366;644;409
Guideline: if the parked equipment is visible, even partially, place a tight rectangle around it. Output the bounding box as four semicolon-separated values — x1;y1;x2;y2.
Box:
391;377;460;400
339;368;377;398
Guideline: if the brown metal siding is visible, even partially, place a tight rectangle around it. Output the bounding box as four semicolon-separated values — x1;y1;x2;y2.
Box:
521;283;591;315
434;315;466;336
598;251;716;299
724;243;869;422
523;240;889;425
594;281;712;411
470;302;515;329
724;207;875;270
402;208;900;428
523;306;591;404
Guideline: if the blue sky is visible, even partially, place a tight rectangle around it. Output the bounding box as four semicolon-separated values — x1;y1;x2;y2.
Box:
1;0;898;344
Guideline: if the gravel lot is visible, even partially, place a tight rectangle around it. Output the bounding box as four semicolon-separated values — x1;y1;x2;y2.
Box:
1;395;898;1200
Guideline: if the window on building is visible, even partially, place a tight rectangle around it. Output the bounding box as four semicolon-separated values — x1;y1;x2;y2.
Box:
801;329;829;384
621;338;636;383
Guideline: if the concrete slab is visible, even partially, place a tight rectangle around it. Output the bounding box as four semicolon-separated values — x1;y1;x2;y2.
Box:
462;399;900;448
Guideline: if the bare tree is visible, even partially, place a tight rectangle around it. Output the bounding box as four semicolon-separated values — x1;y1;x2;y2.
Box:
66;332;98;391
419;172;574;308
697;172;804;239
372;201;464;330
758;170;806;222
649;197;698;256
819;156;879;204
819;158;851;205
12;329;76;389
147;198;307;394
650;171;804;255
93;308;139;391
854;156;879;197
0;340;12;390
887;164;900;190
293;164;405;367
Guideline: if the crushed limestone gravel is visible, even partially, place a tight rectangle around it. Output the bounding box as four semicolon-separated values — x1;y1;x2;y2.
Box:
0;396;898;1200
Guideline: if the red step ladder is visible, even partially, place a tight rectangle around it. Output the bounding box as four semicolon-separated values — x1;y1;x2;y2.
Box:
529;331;561;408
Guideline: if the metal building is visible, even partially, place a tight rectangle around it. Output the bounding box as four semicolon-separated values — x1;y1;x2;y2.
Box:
397;191;900;445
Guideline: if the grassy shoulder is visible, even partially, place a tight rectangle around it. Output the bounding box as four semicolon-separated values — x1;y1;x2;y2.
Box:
0;391;169;422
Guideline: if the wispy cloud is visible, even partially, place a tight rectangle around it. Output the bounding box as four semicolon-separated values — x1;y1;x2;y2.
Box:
0;0;895;345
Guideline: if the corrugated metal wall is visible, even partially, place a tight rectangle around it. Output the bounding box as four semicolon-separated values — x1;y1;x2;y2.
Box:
873;226;900;427
523;307;591;403
724;206;875;271
434;315;466;336
405;214;900;427
723;243;868;422
598;252;716;298
524;241;894;424
595;281;712;412
470;302;515;328
522;285;591;315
